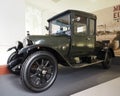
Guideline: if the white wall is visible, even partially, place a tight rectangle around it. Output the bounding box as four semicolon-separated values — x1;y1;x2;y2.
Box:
41;10;57;35
0;0;25;48
0;0;25;65
25;3;57;35
25;4;42;35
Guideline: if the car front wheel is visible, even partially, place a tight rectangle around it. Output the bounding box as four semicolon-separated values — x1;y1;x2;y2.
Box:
20;51;58;92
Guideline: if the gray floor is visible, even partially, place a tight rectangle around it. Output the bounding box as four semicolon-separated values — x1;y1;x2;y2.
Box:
0;57;120;96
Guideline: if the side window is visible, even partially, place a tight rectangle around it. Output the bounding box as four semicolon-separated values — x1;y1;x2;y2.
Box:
89;19;95;35
74;15;87;34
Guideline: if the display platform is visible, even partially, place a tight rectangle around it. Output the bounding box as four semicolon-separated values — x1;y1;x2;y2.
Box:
0;57;120;96
71;77;120;96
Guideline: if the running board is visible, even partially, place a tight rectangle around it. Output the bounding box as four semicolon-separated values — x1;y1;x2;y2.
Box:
70;60;104;68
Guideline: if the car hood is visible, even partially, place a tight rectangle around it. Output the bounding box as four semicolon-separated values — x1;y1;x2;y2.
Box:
29;35;70;49
29;35;54;46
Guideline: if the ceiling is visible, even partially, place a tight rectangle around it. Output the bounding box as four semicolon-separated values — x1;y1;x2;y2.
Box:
26;0;120;13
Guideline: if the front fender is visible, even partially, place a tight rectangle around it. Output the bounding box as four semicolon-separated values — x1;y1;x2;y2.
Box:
18;44;70;66
18;44;43;55
18;45;45;63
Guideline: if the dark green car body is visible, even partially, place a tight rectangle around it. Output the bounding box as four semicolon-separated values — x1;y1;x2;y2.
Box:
12;10;115;67
7;10;115;92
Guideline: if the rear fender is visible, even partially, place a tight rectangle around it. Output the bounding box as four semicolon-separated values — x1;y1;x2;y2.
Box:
96;46;115;60
108;48;115;57
101;40;115;57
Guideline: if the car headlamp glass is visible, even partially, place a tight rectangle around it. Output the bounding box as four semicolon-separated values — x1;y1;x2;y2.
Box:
23;38;33;47
15;41;23;49
15;41;19;48
23;38;28;47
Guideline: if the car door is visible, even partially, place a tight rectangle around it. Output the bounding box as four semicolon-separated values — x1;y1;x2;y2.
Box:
69;15;96;57
69;15;88;56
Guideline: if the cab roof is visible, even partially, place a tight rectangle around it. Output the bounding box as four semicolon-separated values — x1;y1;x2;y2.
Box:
47;10;97;22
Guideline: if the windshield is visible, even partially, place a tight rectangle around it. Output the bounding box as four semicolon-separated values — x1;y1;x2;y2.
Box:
50;14;71;36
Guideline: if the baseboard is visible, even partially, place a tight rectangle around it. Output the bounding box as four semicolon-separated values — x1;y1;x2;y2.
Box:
0;65;10;75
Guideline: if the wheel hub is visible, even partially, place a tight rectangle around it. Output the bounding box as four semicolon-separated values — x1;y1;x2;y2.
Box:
42;70;47;75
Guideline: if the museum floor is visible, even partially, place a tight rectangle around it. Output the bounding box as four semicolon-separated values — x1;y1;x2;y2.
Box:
0;57;120;96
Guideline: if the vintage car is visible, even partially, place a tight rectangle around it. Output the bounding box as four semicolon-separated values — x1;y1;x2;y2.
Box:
7;10;115;92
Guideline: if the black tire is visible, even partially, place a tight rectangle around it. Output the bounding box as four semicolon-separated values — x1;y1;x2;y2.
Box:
20;51;58;92
102;51;112;69
7;52;16;64
7;52;20;75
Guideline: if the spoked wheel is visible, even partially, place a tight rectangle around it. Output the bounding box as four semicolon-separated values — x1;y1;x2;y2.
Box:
20;51;58;92
7;52;20;75
102;51;112;69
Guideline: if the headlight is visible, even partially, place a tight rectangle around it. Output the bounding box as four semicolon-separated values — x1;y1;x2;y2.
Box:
15;41;23;50
23;38;33;47
15;41;19;48
23;38;28;47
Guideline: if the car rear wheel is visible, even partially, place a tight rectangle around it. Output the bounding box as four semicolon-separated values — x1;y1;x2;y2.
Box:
20;51;58;92
102;51;112;69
